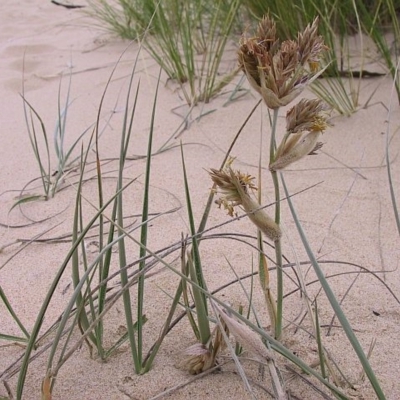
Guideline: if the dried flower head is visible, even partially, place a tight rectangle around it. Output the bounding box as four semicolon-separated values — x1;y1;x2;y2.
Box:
269;99;329;171
286;98;328;133
297;17;327;71
180;344;214;375
238;16;327;109
209;166;281;241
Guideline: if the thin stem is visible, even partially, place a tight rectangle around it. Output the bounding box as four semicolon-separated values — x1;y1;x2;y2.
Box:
269;109;278;164
273;237;283;339
269;108;280;224
268;108;283;340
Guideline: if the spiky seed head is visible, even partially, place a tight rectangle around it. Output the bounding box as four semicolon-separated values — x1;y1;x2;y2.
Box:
238;39;263;90
297;17;328;69
257;15;277;49
238;15;327;109
286;98;328;134
209;167;281;241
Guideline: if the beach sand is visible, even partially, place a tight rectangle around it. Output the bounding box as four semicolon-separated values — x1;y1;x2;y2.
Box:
1;1;399;399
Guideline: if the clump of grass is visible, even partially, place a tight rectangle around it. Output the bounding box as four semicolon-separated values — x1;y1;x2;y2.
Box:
88;0;157;39
13;70;97;212
89;0;241;106
12;49;182;397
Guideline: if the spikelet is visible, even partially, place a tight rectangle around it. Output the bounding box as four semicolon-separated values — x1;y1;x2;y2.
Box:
209;167;281;242
270;131;322;171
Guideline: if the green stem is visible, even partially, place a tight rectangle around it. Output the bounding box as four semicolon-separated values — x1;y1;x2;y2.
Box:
269;108;283;340
273;235;283;340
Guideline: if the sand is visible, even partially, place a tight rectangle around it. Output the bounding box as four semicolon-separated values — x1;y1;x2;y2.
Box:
1;1;399;399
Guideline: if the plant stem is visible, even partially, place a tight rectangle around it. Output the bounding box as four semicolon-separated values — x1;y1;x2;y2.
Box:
269;108;283;340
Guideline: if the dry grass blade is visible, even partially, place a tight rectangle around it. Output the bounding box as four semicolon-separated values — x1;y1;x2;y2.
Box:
212;302;287;400
41;374;52;400
148;363;227;400
210;301;255;398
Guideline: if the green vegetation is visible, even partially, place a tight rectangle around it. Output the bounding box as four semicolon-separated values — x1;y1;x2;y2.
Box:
1;1;400;399
90;0;400;113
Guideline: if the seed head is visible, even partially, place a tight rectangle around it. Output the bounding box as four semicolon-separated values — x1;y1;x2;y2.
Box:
297;17;328;69
286;98;328;133
270;131;323;171
180;344;214;375
209;166;281;241
238;16;327;109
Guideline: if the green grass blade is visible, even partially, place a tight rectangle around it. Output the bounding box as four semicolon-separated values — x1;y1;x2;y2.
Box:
180;240;200;339
9;195;47;214
136;69;162;366
70;153;98;347
94;43;137;356
187;252;210;345
180;144;207;294
116;120;138;370
281;174;385;399
21;96;51;197
0;285;30;339
113;43;144;374
0;333;29;343
385;63;400;236
180;143;210;344
314;299;326;379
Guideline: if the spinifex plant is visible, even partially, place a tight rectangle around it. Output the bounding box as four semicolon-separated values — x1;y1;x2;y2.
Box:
209;15;386;398
211;15;328;340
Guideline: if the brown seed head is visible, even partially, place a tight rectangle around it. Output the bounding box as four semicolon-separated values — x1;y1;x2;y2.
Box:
257;15;277;49
297;17;328;69
238;39;262;89
209;168;257;216
181;344;214;375
209;166;281;241
286;98;328;133
279;40;299;77
269;98;329;171
238;15;327;109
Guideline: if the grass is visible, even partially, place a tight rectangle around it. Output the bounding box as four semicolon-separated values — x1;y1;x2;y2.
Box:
89;0;241;106
88;0;400;116
1;3;400;400
18;70;95;205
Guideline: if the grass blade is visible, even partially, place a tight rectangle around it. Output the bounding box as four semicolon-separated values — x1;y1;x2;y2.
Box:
181;143;210;344
136;69;162;366
280;173;385;399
